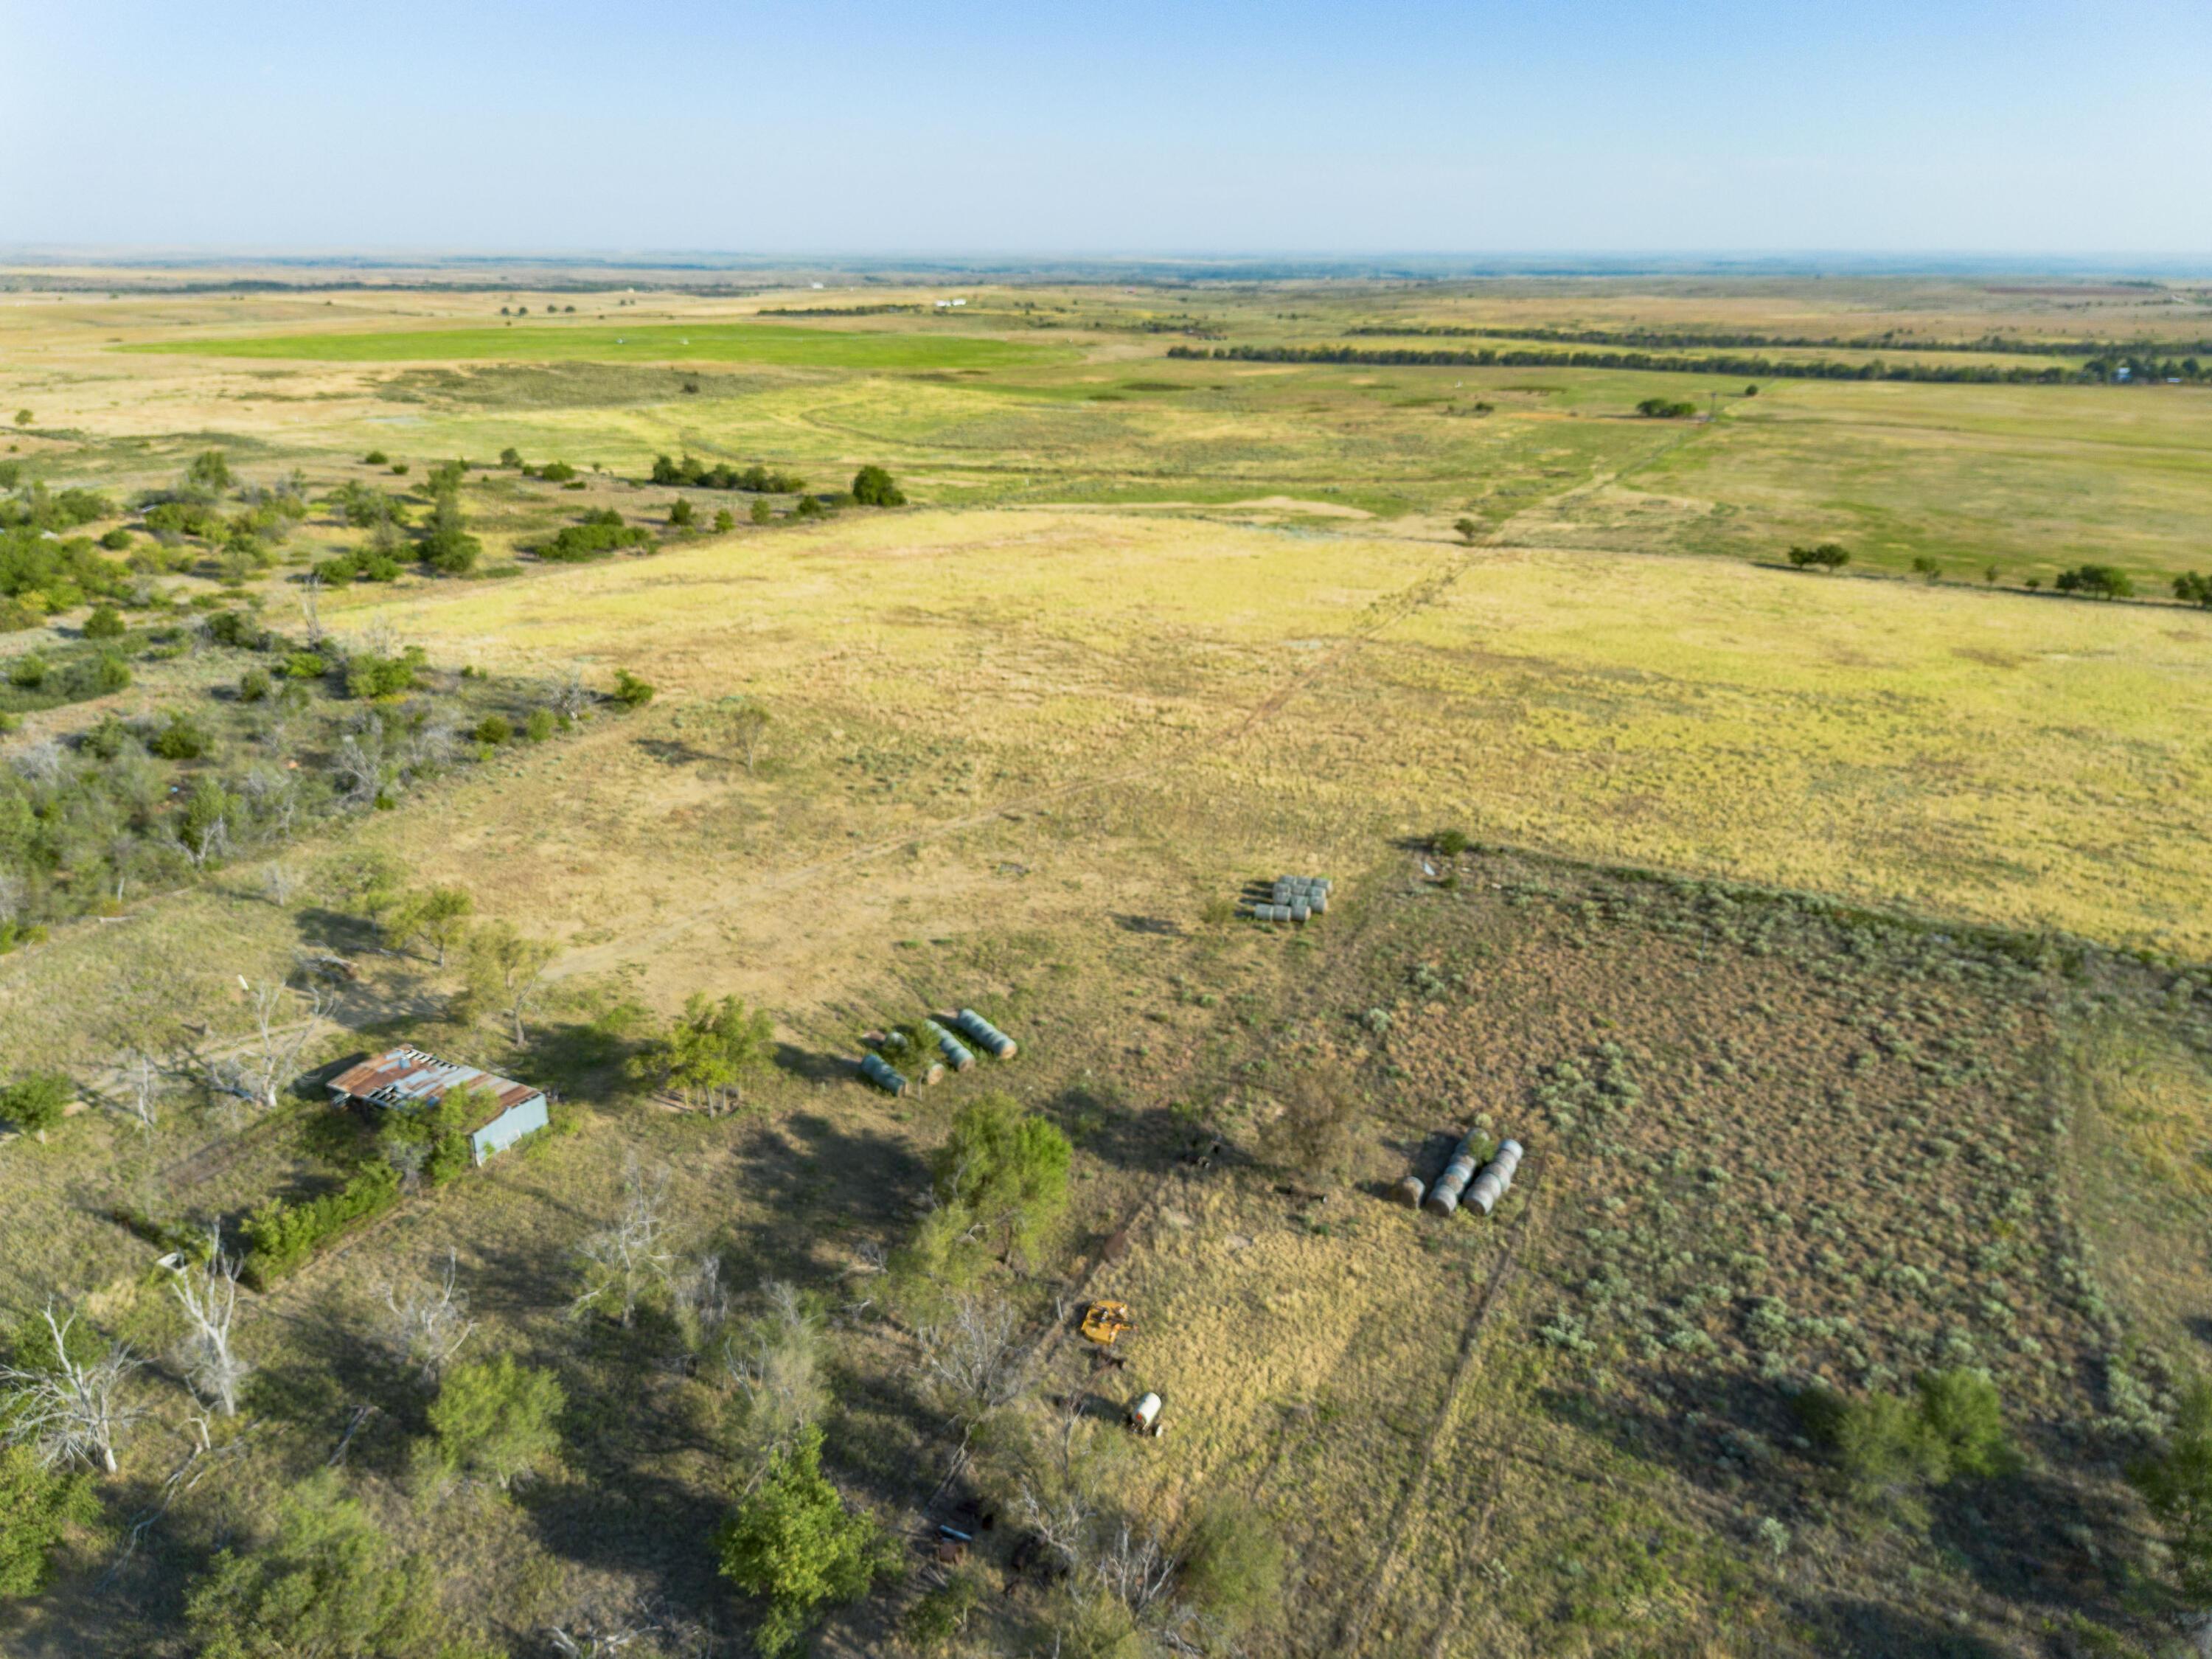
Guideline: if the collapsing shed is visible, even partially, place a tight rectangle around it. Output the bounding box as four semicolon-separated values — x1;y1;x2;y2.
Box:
326;1046;549;1165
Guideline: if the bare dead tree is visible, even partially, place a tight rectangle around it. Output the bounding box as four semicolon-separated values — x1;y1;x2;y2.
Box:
296;571;324;647
720;1281;826;1466
12;737;65;787
0;1304;144;1473
568;1155;677;1328
550;668;594;722
669;1251;729;1351
375;1248;477;1388
218;980;327;1118
115;1049;163;1135
168;1227;249;1416
0;869;27;927
917;1291;1029;1428
260;860;301;905
332;733;382;810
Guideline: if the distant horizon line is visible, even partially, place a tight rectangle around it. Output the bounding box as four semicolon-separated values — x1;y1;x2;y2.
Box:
4;247;2212;280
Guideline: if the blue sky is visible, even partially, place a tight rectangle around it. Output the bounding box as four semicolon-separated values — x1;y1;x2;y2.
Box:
3;0;2206;256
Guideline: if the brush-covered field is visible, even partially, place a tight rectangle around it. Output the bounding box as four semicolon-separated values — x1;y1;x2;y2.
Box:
0;262;2209;1659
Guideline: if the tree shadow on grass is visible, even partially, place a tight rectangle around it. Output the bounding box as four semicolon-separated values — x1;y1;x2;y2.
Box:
1540;1371;2143;1636
1795;1598;2014;1659
246;1291;427;1481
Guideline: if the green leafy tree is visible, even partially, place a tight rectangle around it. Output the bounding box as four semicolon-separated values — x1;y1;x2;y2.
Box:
716;1425;898;1658
667;498;696;529
186;450;233;494
2;1073;72;1141
458;922;557;1044
2131;1382;2212;1600
1787;542;1851;571
2054;563;2134;599
420;490;481;575
1795;1368;2014;1506
1452;516;1478;544
0;1444;100;1599
388;885;475;966
931;1093;1071;1262
713;507;735;532
629;992;774;1111
1911;554;1943;582
750;498;772;525
850;465;906;507
425;1354;564;1489
80;605;125;641
380;1079;491;1189
2175;572;2212;608
184;1470;432;1659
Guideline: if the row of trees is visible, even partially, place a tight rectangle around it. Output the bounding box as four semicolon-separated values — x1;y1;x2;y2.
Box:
1346;320;2212;361
1166;342;2127;385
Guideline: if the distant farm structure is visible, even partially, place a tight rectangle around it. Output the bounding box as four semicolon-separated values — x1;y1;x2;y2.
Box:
326;1046;549;1165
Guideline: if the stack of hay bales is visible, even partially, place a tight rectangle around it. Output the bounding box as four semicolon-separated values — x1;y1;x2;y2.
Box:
1248;874;1332;923
1422;1134;1523;1217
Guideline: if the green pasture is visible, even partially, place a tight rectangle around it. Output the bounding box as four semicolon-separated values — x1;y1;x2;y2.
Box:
124;319;1062;371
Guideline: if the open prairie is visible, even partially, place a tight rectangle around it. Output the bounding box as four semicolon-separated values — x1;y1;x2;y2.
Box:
0;265;2209;1659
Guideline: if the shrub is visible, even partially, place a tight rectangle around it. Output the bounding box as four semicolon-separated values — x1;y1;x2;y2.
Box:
149;712;212;759
751;498;772;525
239;668;273;703
2175;572;2212;608
793;495;825;519
541;510;650;562
1;1073;72;1141
667;498;695;528
611;668;655;709
363;449;389;465
0;1444;101;1599
185;450;233;492
425;1354;565;1488
535;461;577;483
472;713;511;745
7;655;45;689
524;707;556;742
184;1470;430;1656
1795;1368;2014;1503
851;465;905;507
2131;1382;2212;1599
74;653;129;696
282;650;326;679
98;526;131;551
83;713;133;759
80;605;125;641
1434;828;1469;857
242;1162;402;1282
344;652;420;700
1635;397;1699;419
713;508;734;532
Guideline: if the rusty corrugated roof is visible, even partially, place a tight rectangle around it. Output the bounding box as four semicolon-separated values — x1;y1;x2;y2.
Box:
327;1046;540;1132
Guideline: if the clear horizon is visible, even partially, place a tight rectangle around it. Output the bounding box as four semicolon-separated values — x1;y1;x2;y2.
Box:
4;0;2208;256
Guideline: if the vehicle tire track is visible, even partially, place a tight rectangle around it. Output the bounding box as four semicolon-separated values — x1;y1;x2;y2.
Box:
1328;1152;1548;1659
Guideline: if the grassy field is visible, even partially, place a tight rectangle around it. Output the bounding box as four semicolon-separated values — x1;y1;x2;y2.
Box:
1;265;2211;1659
127;319;1062;372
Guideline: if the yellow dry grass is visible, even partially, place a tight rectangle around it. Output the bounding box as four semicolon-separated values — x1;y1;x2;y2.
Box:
325;508;2212;964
